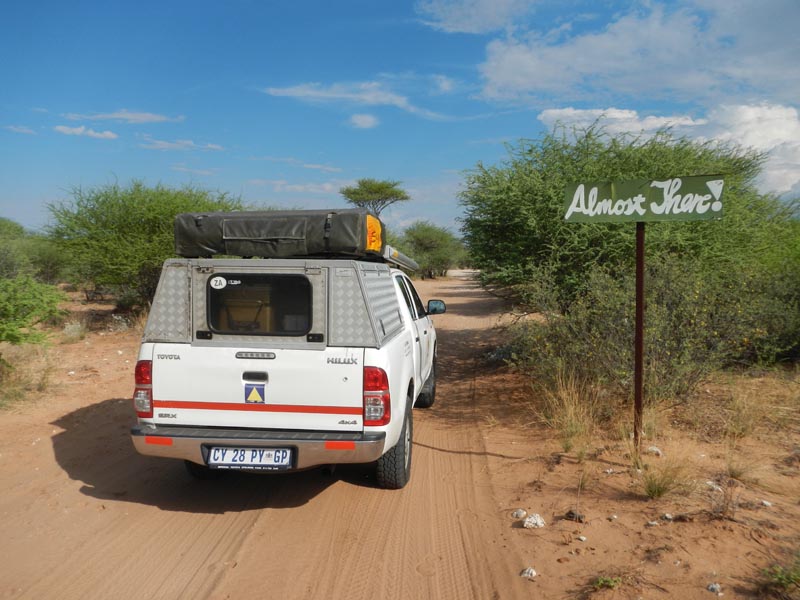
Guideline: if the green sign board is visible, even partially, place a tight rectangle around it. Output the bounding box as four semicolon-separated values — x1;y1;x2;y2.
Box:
564;176;724;223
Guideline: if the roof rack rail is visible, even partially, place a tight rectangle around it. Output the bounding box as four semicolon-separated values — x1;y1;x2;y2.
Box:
383;245;419;271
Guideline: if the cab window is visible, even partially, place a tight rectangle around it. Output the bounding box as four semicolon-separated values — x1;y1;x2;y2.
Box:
395;275;417;319
395;275;426;320
406;280;427;317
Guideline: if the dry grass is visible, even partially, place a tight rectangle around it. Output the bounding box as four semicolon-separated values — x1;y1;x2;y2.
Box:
537;369;599;454
708;476;744;519
638;457;696;500
132;309;149;335
61;318;89;343
723;387;765;445
0;343;54;407
722;445;765;485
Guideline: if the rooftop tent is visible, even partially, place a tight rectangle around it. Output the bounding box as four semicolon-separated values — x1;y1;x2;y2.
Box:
174;208;418;270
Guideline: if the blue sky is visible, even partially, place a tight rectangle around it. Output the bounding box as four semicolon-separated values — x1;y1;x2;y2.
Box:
2;0;799;234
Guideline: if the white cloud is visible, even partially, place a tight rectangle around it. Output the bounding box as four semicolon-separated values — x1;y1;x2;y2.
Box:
536;103;800;196
479;2;800;105
350;114;379;129
704;104;800;152
266;81;445;120
5;125;36;135
537;108;707;135
171;164;217;176
432;75;455;94
247;179;347;194
54;125;118;139
65;109;183;124
302;163;343;173
415;0;537;34
703;104;800;194
250;156;342;172
139;135;223;151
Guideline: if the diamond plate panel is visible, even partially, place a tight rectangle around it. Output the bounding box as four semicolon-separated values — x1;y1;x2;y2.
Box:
144;260;191;342
329;267;376;347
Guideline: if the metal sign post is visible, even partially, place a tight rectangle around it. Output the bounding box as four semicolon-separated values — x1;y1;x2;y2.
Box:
634;222;645;452
564;176;724;455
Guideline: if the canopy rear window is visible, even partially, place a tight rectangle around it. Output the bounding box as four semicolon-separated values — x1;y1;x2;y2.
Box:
207;274;312;336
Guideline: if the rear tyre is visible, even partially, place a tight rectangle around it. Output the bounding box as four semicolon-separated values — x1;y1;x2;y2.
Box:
184;460;222;480
376;400;412;489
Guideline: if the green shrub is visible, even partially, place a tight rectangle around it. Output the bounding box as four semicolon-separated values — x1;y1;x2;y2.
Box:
761;553;800;598
0;276;64;346
395;221;467;277
48;181;243;307
461;127;768;301
593;576;623;590
20;235;70;284
0;218;71;284
0;240;32;279
462;125;800;368
0;276;64;392
507;255;799;403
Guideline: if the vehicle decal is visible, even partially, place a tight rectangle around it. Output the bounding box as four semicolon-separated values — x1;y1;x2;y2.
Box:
152;399;362;415
327;356;358;365
244;383;265;404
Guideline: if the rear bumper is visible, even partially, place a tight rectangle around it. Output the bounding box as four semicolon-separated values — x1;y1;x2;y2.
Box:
131;424;386;470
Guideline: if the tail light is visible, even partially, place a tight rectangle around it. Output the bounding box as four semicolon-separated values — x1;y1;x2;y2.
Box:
363;366;390;426
133;360;153;418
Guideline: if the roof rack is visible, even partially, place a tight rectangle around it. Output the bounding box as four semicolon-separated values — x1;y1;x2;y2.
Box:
383;245;419;271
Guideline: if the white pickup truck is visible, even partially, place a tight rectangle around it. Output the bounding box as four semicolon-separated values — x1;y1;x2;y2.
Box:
130;209;445;489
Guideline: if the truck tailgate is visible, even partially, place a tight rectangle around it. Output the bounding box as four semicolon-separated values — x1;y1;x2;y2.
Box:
151;344;365;432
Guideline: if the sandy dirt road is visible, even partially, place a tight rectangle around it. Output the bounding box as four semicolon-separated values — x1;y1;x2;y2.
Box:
0;273;529;600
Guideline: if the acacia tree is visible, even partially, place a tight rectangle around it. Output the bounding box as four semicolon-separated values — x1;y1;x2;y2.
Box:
339;178;410;216
460;126;785;302
461;124;800;378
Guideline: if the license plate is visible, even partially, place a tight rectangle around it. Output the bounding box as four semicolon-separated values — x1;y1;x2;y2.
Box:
207;447;292;470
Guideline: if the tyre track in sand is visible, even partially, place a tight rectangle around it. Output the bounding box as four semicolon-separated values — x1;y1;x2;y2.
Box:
210;272;526;599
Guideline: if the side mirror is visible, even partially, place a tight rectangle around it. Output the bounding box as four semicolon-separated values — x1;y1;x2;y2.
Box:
427;299;446;315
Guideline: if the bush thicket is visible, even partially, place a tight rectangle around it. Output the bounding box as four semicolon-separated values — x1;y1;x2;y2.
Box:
0;276;64;389
0;276;64;346
0;217;66;390
396;221;467;278
461;126;799;402
48;181;242;307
